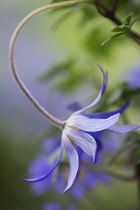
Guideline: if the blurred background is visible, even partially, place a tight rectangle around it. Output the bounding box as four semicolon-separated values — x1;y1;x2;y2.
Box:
1;0;140;209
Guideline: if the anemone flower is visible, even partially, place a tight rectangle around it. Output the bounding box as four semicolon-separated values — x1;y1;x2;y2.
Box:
21;66;139;192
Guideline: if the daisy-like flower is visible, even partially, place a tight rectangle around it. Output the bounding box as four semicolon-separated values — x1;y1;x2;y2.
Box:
21;66;139;192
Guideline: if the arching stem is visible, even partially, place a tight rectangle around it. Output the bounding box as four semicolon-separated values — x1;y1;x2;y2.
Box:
9;0;91;128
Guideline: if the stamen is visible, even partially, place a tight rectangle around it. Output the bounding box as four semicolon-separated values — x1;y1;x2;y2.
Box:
68;126;80;130
66;135;74;144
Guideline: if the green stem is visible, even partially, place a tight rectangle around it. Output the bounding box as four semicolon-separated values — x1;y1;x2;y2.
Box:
9;0;91;128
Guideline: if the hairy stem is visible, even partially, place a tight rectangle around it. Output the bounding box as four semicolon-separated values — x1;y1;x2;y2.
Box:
9;0;91;128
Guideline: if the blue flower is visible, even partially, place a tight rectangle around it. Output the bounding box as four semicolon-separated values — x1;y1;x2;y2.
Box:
42;202;61;210
28;154;53;195
22;66;139;192
27;134;113;198
42;202;77;210
125;62;140;89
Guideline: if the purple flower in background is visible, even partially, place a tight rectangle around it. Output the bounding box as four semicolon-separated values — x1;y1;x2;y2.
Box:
28;135;112;199
66;102;82;112
126;63;140;89
42;202;61;210
28;154;53;195
69;151;112;199
22;66;139;192
42;202;77;210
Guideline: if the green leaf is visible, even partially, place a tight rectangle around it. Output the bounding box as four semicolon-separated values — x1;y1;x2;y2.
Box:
111;25;130;33
109;132;140;165
101;32;124;46
125;12;134;25
131;147;140;164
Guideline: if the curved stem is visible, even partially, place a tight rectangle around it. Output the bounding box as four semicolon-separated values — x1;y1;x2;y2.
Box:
9;0;91;128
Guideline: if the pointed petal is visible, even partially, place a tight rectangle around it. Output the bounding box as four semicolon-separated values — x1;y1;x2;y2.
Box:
68;113;120;132
72;66;108;115
63;133;79;193
107;124;139;133
68;129;97;162
21;145;63;183
84;101;130;119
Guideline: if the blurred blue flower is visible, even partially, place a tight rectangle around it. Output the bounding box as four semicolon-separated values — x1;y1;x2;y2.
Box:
70;148;113;199
42;202;77;210
22;66;139;192
28;135;112;199
66;102;82;112
42;202;61;210
28;154;53;195
126;63;140;89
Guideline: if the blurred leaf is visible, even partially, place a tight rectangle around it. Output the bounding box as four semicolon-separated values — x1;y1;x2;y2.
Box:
51;4;84;29
57;73;80;92
37;58;75;83
130;15;140;27
107;83;140;106
101;33;124;46
79;5;96;24
84;26;113;55
121;87;140;100
51;0;68;3
131;146;140;164
109;132;140;164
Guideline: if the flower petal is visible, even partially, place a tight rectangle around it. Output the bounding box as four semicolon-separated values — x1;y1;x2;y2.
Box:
21;145;63;183
72;66;108;115
67;129;97;162
68;113;120;132
84;101;129;119
63;132;79;193
107;124;139;133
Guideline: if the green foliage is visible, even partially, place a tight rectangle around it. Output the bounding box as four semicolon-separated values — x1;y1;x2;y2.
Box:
131;146;140;164
101;12;140;46
106;82;140;106
124;12;134;25
37;56;103;93
37;57;81;92
38;58;74;83
110;132;140;164
101;33;124;46
51;0;68;3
